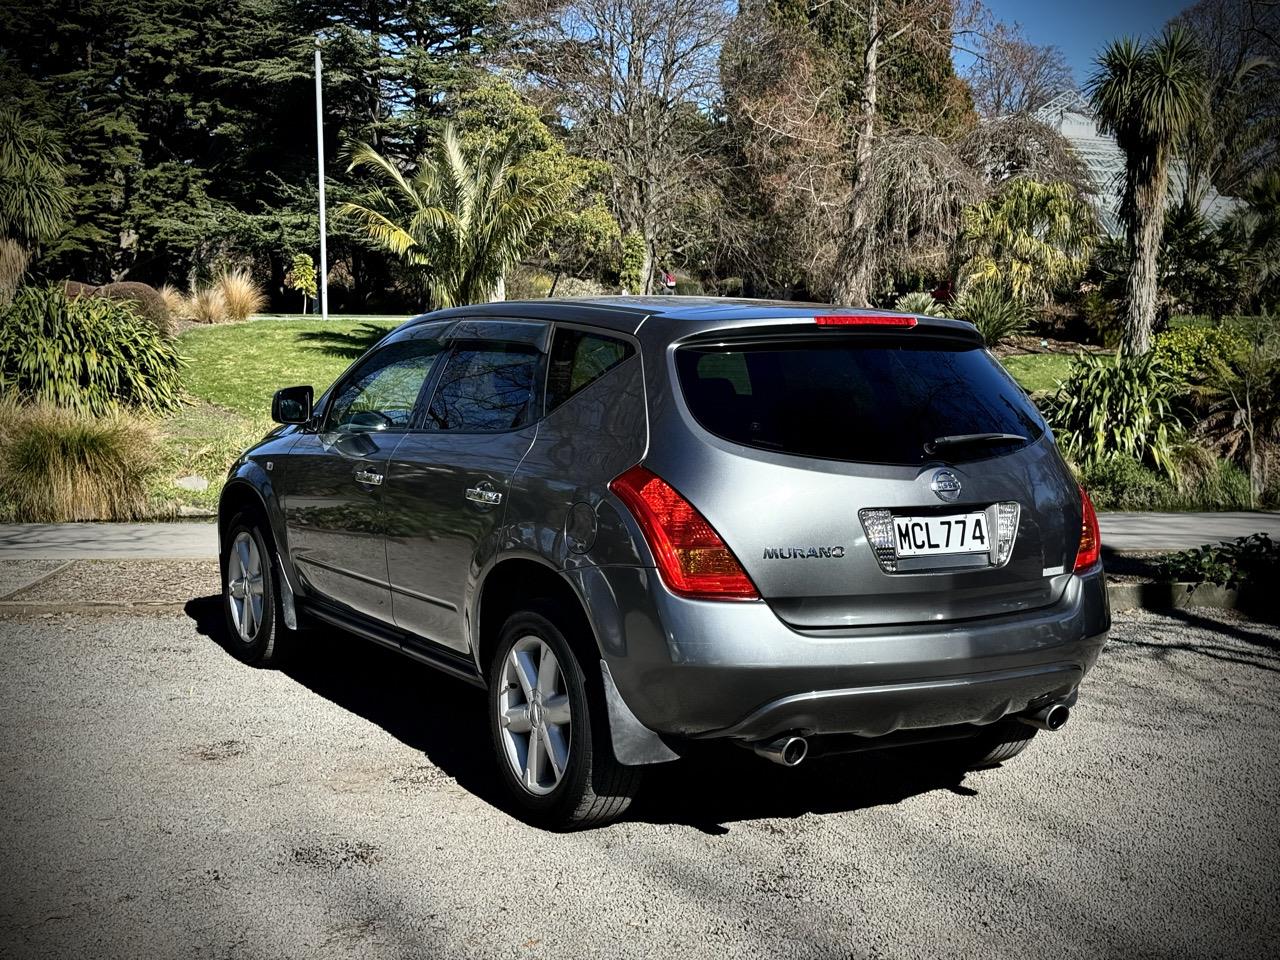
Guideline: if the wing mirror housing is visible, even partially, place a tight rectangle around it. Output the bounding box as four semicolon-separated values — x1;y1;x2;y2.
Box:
271;385;313;425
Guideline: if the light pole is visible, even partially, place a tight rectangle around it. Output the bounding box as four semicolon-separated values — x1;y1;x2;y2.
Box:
314;37;329;320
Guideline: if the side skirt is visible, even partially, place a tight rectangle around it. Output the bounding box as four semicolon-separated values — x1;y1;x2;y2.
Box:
301;598;485;689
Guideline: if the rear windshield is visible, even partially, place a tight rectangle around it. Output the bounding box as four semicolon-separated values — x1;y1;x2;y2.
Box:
675;336;1044;465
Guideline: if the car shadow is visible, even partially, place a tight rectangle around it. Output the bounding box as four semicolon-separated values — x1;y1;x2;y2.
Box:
186;595;980;831
295;322;394;359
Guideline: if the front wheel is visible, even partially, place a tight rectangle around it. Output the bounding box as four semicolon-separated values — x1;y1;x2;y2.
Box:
221;512;293;667
488;606;641;829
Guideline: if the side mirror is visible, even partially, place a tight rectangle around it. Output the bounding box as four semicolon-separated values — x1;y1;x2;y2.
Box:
271;385;313;425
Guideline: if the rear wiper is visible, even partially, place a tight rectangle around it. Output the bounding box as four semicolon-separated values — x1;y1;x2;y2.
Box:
925;432;1026;454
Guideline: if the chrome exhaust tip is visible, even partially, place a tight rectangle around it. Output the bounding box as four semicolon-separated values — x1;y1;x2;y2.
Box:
1019;702;1070;732
752;735;809;767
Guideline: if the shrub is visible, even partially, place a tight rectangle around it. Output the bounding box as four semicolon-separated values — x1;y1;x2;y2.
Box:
0;402;158;522
217;269;266;322
619;231;645;293
62;279;95;299
159;283;189;320
1159;533;1280;589
1150;326;1242;384
893;291;945;316
189;284;227;323
0;237;28;306
1078;454;1178;510
1047;352;1183;476
1078;452;1250;511
953;283;1029;346
0;285;184;414
93;280;173;337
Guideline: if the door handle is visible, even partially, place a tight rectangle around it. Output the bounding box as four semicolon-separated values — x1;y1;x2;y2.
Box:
354;468;383;486
465;482;503;506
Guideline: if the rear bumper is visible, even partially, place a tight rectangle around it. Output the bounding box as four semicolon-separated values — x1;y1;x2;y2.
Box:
569;563;1110;742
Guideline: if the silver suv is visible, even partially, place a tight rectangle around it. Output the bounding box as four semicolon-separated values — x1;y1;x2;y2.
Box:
219;298;1109;827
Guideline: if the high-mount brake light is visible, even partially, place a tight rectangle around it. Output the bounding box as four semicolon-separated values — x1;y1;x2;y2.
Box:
609;466;759;601
1073;485;1102;573
815;314;918;327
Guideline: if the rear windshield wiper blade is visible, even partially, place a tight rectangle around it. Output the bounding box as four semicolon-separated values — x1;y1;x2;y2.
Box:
925;432;1027;454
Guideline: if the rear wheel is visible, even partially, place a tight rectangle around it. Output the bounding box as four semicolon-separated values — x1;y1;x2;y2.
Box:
488;606;641;829
963;720;1036;769
221;512;294;667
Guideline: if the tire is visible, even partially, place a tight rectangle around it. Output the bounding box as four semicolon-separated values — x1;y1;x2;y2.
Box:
963;720;1037;769
220;511;294;668
487;604;642;829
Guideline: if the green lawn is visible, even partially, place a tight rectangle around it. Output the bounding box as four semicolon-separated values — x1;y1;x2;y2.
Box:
151;317;405;513
1000;353;1076;395
180;316;403;416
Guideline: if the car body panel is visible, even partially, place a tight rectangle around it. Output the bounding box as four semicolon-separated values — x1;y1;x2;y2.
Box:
277;429;400;621
385;425;539;652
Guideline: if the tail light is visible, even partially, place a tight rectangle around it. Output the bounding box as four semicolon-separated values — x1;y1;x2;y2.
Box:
609;466;759;600
1073;485;1101;572
815;314;917;327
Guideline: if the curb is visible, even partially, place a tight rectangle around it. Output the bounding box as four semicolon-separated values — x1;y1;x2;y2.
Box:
1107;580;1273;617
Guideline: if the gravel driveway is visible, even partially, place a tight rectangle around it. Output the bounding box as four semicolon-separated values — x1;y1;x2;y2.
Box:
0;602;1275;959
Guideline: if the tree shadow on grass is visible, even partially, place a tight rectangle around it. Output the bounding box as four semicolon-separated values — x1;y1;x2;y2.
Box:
295;322;395;359
186;594;979;832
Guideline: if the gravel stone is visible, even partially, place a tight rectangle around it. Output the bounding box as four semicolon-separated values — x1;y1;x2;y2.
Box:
0;605;1275;959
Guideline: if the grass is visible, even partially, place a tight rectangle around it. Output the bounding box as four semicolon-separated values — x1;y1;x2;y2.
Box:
0;402;158;522
1000;353;1077;395
179;316;402;416
146;316;405;514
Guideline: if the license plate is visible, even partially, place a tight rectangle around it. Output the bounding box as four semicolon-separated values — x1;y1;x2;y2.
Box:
893;513;989;558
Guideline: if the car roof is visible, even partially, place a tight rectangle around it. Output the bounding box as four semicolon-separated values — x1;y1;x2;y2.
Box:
407;296;975;340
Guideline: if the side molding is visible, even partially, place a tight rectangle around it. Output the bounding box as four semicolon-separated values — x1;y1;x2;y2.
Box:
599;660;679;765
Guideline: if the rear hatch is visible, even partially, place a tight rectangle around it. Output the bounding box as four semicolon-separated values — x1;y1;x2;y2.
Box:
658;319;1082;629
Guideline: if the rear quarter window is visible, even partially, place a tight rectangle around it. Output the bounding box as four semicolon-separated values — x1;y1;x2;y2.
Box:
676;336;1044;465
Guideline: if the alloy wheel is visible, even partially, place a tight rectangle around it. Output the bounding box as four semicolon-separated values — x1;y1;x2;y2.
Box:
498;636;573;796
226;531;266;643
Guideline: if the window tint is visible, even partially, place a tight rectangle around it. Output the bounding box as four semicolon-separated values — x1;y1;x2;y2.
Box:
325;339;444;432
676;337;1044;465
425;343;540;432
546;329;634;412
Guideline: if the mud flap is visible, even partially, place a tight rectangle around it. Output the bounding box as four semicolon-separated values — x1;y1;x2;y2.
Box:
600;660;679;765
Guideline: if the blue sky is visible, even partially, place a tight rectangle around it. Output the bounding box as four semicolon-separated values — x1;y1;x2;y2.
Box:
977;0;1192;84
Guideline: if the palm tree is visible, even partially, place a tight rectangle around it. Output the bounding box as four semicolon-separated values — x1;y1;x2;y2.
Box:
0;107;73;304
340;125;562;308
960;179;1098;305
1088;27;1205;355
1227;171;1280;303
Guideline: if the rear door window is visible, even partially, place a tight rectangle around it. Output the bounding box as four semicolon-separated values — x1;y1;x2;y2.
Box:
545;328;634;413
423;342;541;433
675;336;1043;465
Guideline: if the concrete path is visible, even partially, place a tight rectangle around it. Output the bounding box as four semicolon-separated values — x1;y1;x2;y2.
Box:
0;522;218;560
1;511;1277;560
1097;511;1280;552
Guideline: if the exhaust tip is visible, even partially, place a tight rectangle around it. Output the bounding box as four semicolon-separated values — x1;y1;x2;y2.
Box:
1043;704;1070;731
751;735;809;767
781;736;808;766
1019;702;1071;731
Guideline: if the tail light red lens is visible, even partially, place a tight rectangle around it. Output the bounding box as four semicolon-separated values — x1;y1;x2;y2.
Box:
1073;485;1101;572
815;314;917;327
609;466;759;600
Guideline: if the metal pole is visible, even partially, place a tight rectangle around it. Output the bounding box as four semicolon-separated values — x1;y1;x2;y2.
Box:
314;39;329;320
